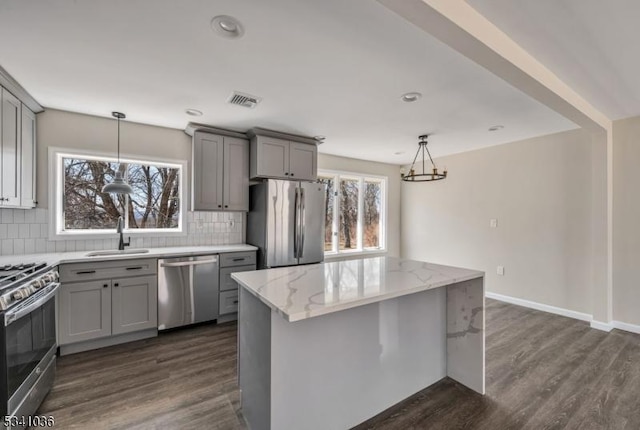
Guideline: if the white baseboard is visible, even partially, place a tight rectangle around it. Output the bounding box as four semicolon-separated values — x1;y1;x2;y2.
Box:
486;292;592;322
613;320;640;334
590;320;613;332
486;292;640;335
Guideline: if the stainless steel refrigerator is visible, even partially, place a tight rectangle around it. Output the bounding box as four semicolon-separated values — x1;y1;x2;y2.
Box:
247;180;326;269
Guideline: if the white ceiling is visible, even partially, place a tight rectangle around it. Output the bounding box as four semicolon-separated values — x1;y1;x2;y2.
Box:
0;0;577;164
469;0;640;121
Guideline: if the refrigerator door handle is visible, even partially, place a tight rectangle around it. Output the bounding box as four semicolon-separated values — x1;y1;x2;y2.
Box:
293;187;300;259
300;187;306;258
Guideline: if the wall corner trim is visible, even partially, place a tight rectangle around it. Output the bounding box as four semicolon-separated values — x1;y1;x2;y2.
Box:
590;320;614;332
485;292;592;322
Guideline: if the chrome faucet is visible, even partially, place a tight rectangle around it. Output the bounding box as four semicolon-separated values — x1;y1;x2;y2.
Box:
116;216;130;251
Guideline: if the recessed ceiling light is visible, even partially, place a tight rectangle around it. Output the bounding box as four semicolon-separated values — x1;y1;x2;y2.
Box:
488;125;504;132
211;15;245;39
401;92;422;103
394;151;405;156
185;108;203;117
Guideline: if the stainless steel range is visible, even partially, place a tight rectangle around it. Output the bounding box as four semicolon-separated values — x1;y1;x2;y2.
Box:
0;262;59;428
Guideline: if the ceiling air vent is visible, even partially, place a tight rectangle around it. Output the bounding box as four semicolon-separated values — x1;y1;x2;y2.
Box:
227;91;262;108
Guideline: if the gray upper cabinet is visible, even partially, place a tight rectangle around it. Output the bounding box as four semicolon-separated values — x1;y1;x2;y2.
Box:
193;132;224;210
289;141;317;181
1;88;21;206
249;134;317;181
223;136;250;211
192;131;249;211
20;105;36;208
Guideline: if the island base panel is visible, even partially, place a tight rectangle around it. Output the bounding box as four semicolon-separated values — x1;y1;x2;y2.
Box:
447;277;485;394
240;287;449;430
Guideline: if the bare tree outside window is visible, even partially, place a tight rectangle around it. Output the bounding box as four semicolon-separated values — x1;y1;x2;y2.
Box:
63;157;180;231
339;178;359;250
320;172;386;255
318;177;334;251
363;180;381;248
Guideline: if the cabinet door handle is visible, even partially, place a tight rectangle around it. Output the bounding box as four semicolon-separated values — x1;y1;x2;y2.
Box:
290;173;294;177
224;205;228;208
126;266;143;271
103;284;108;288
232;258;245;262
218;205;222;208
284;172;289;176
114;283;119;287
233;300;239;304
77;270;96;275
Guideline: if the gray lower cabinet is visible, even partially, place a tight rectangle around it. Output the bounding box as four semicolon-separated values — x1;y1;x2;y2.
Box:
111;275;158;335
59;259;158;353
218;252;256;319
58;279;111;345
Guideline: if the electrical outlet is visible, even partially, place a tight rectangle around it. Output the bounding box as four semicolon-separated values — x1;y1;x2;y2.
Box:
497;266;505;276
490;219;498;228
196;219;204;231
228;219;235;229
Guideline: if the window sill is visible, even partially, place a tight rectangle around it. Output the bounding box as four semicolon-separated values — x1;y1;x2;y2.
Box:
324;249;387;261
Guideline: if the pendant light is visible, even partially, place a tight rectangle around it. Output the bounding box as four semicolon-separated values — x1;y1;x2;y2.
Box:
102;112;133;194
401;134;447;182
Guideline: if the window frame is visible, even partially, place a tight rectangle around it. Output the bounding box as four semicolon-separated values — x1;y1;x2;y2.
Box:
49;147;188;240
319;169;388;258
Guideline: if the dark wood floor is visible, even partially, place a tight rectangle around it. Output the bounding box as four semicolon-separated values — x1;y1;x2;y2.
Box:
38;299;640;429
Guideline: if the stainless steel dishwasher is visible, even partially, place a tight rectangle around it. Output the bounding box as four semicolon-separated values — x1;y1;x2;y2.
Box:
157;254;219;330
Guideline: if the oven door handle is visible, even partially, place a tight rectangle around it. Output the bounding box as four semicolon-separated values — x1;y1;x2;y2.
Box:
5;283;60;327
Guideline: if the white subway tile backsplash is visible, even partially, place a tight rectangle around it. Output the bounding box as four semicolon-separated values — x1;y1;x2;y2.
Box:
35;238;46;253
19;224;30;239
7;227;18;239
24;239;35;254
24;210;35;224
0;209;243;256
13;239;24;254
1;210;13;224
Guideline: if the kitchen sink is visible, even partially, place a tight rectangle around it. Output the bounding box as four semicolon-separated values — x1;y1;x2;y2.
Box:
85;249;150;257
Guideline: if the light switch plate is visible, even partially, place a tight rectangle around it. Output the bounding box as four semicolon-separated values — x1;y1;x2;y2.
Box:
497;265;505;276
490;219;498;228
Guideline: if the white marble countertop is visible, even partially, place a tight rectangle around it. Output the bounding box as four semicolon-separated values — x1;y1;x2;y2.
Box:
232;256;484;322
0;244;257;267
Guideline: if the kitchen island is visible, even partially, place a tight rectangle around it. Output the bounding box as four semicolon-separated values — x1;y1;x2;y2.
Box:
231;256;484;430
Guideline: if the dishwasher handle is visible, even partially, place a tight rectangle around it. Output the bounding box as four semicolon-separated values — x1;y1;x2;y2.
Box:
160;258;218;268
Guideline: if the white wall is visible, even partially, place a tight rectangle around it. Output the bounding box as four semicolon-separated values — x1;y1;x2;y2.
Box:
318;153;401;258
401;129;594;314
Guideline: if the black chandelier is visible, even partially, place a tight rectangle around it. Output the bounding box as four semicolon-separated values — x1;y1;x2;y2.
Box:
401;134;447;182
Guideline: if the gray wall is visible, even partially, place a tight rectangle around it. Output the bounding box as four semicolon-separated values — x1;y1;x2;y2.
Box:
36;109;192;209
401;129;594;314
613;116;640;326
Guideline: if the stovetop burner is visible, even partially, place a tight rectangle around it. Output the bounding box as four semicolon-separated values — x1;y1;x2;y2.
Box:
0;262;48;290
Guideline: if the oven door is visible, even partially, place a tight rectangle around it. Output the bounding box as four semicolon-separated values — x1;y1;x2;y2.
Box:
4;283;59;411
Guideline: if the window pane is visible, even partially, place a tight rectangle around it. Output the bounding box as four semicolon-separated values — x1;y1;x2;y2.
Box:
63;158;123;230
363;180;381;248
318;177;334;251
339;178;359;251
127;163;180;229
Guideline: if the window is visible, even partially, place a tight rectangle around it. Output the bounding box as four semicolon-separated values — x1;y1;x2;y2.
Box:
318;171;386;255
52;150;186;237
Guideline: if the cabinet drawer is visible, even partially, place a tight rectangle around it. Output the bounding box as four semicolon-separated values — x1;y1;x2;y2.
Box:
60;258;158;282
220;252;256;268
219;290;239;315
220;265;255;292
